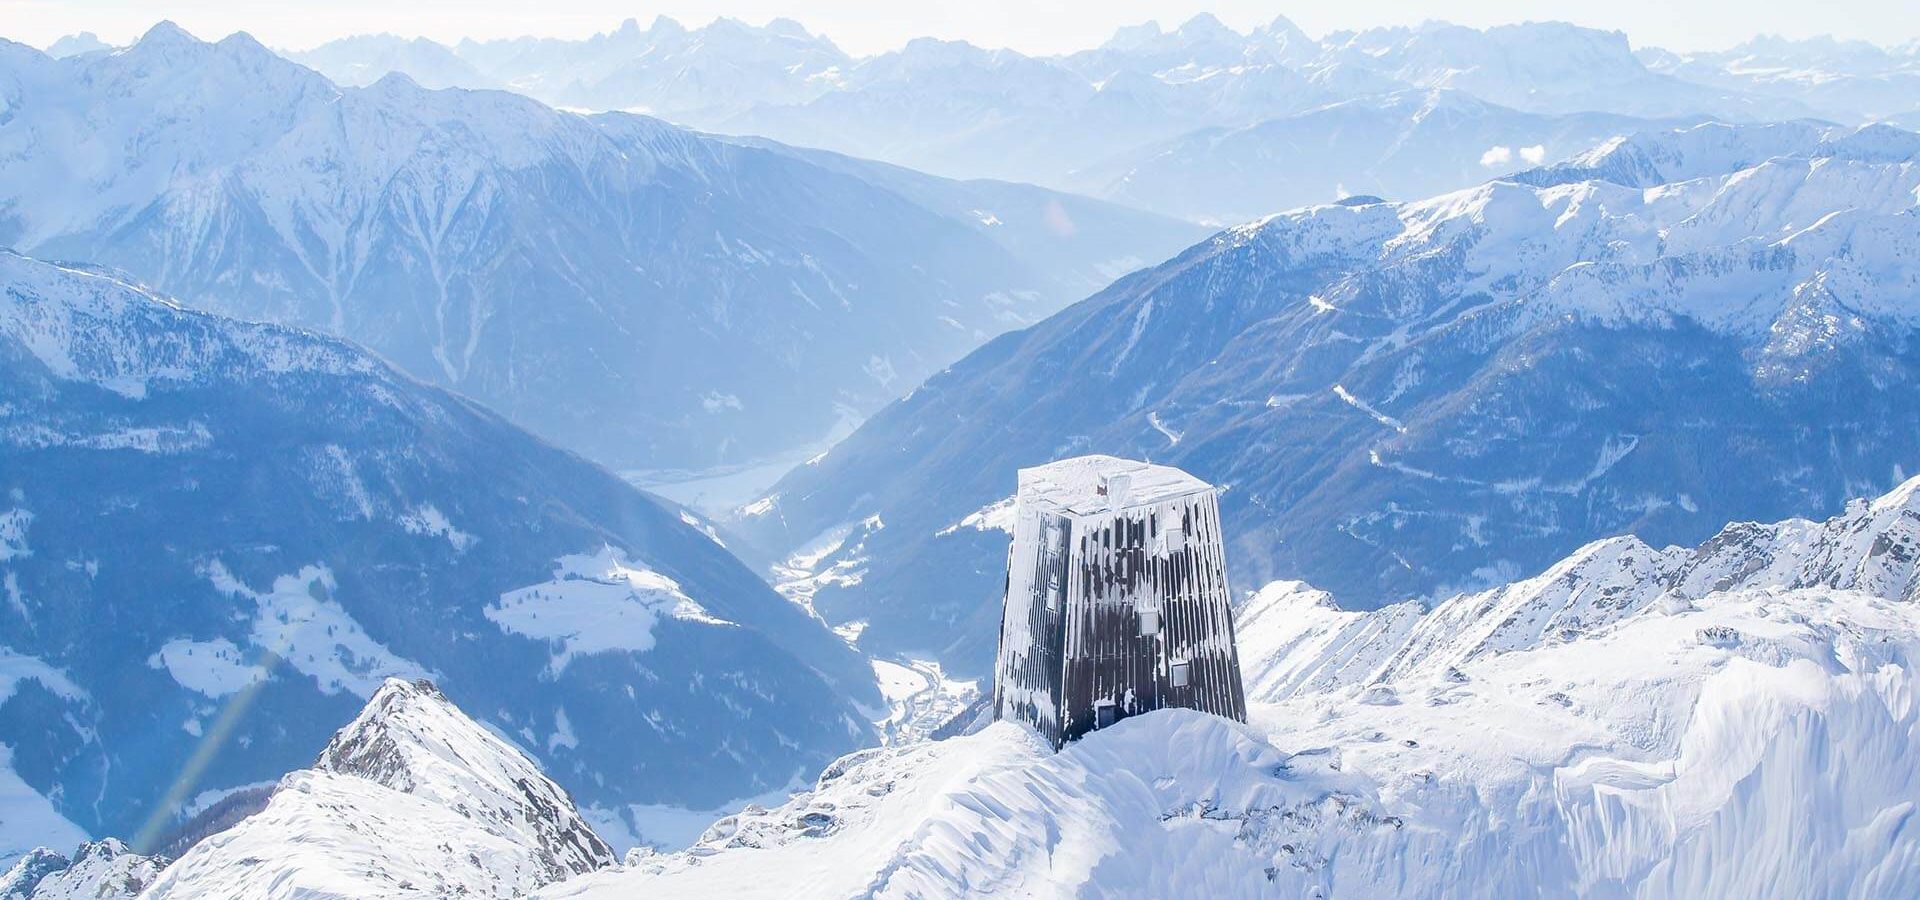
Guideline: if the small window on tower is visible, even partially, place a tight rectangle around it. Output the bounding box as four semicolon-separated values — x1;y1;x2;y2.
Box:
1170;660;1191;688
1139;608;1160;636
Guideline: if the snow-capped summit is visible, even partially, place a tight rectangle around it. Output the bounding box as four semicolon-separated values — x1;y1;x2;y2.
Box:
145;679;614;899
316;679;615;878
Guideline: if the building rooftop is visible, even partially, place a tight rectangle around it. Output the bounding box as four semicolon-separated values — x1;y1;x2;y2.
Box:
1016;455;1212;516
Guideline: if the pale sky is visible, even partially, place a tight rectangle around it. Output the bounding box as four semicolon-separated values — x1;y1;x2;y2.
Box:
3;0;1915;56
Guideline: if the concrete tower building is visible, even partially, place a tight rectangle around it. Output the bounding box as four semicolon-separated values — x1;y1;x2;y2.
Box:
992;455;1247;749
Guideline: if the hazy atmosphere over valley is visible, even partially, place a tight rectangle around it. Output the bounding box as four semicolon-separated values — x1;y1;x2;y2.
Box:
4;2;1920;897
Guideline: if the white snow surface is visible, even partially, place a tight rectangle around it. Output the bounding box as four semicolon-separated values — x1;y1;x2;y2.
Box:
205;561;432;697
1016;454;1211;515
484;546;732;675
548;477;1920;898
144;678;615;899
145;638;266;699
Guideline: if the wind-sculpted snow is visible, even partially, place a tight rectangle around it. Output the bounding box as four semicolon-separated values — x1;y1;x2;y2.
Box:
745;121;1920;675
146;679;614;899
0;23;1200;471
554;484;1920;898
0;252;875;857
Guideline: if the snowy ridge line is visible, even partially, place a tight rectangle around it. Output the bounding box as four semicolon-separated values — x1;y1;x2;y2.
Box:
0;251;387;397
1241;472;1920;702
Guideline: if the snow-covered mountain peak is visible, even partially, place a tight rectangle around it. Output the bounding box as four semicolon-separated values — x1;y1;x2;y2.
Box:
0;839;165;900
134;20;200;50
315;677;615;877
763;18;815;40
645;14;688;37
1221;121;1920;339
1172;13;1237;41
146;680;615;898
43;32;110;59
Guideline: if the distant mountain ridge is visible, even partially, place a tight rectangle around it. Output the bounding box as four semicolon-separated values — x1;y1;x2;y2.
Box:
0;23;1201;472
738;121;1920;675
254;15;1864;223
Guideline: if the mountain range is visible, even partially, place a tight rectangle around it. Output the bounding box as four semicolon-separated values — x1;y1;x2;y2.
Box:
0;249;875;855
0;23;1201;474
11;9;1920;896
740;120;1920;675
264;15;1903;223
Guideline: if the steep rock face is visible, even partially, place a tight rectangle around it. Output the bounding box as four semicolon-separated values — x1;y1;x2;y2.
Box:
742;121;1920;675
0;25;1199;472
146;679;614;899
0;251;873;854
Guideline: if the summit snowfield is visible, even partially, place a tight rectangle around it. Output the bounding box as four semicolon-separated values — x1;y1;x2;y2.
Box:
551;478;1920;898
0;23;1200;472
0;251;874;857
743;120;1920;674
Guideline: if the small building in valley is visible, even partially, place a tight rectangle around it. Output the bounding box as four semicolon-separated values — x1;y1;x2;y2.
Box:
991;455;1248;749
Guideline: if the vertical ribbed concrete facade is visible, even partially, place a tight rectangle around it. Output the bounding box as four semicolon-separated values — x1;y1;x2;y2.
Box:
992;455;1248;749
